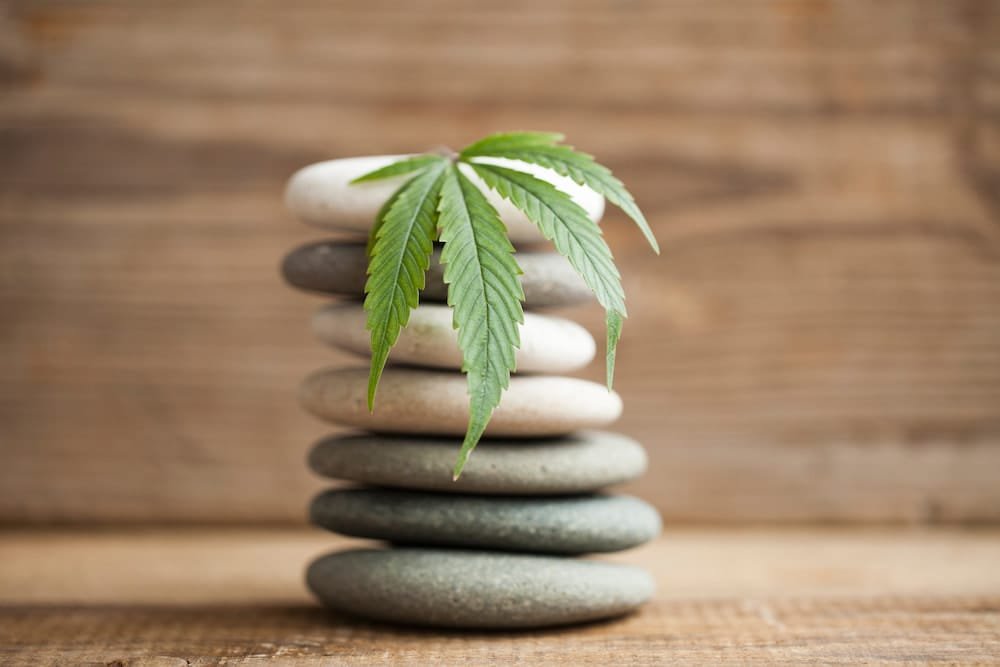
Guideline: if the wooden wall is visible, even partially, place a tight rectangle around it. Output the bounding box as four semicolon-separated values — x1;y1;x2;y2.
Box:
1;0;999;523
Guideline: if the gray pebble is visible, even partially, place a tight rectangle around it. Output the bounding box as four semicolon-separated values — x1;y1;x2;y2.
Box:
281;240;592;308
308;431;647;495
306;548;655;628
281;240;369;295
311;489;661;554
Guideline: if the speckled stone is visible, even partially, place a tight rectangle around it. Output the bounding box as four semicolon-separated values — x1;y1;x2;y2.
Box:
308;431;647;495
299;367;622;437
284;155;604;244
281;240;593;308
306;548;655;628
312;303;595;373
311;489;661;554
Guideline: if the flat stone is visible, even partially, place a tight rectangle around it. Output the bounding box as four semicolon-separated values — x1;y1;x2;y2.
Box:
308;431;647;494
281;241;593;308
284;155;604;244
299;367;622;437
281;240;370;296
311;489;661;554
307;548;655;628
312;303;595;373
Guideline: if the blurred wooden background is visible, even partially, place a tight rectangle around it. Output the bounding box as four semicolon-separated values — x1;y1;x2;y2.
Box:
1;0;998;523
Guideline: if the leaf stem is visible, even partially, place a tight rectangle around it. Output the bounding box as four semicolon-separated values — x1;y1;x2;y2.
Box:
430;145;459;161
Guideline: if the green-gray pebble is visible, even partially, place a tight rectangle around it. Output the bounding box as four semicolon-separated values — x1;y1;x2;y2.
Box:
307;548;655;628
281;240;591;308
310;489;661;554
308;431;647;495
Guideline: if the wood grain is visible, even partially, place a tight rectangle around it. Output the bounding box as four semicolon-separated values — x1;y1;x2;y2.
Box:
1;527;999;664
1;0;999;522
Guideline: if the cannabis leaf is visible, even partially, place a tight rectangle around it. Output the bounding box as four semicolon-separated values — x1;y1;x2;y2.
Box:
350;155;445;184
468;162;626;389
438;164;524;478
353;133;655;476
461;134;659;253
363;158;447;409
459;131;566;154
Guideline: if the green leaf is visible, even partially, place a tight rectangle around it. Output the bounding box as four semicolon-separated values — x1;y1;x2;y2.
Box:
364;161;447;410
437;164;525;479
605;310;623;390
468;162;628;385
351;154;445;184
464;144;659;254
459;131;564;158
349;132;653;481
366;185;403;258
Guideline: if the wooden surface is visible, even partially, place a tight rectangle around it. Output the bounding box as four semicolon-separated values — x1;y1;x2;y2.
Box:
1;527;999;664
2;1;1000;523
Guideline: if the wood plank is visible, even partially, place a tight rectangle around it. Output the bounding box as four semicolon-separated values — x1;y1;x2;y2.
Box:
2;599;998;665
0;528;998;664
3;527;1000;603
0;0;999;522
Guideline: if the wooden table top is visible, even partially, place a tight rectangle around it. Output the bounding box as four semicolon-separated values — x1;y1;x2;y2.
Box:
1;527;998;665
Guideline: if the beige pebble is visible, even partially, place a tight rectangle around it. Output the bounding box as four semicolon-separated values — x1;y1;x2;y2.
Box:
312;303;595;373
299;367;622;437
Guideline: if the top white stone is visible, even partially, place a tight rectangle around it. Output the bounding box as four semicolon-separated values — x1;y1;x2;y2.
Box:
284;155;605;244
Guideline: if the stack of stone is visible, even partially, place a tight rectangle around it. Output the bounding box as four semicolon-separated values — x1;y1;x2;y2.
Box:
282;156;661;629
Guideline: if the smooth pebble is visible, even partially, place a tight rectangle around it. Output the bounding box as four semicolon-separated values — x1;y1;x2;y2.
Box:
307;548;655;628
281;241;593;308
284;155;604;244
299;367;622;437
308;431;647;494
311;489;661;554
312;303;595;373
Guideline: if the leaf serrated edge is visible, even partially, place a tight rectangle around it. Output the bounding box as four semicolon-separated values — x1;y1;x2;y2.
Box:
458;131;564;158
466;160;626;388
463;144;659;254
363;161;447;411
606;309;624;390
437;164;524;478
351;154;445;184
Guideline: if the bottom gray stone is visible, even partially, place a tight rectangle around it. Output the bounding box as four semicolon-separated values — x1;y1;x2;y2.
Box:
306;548;655;629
